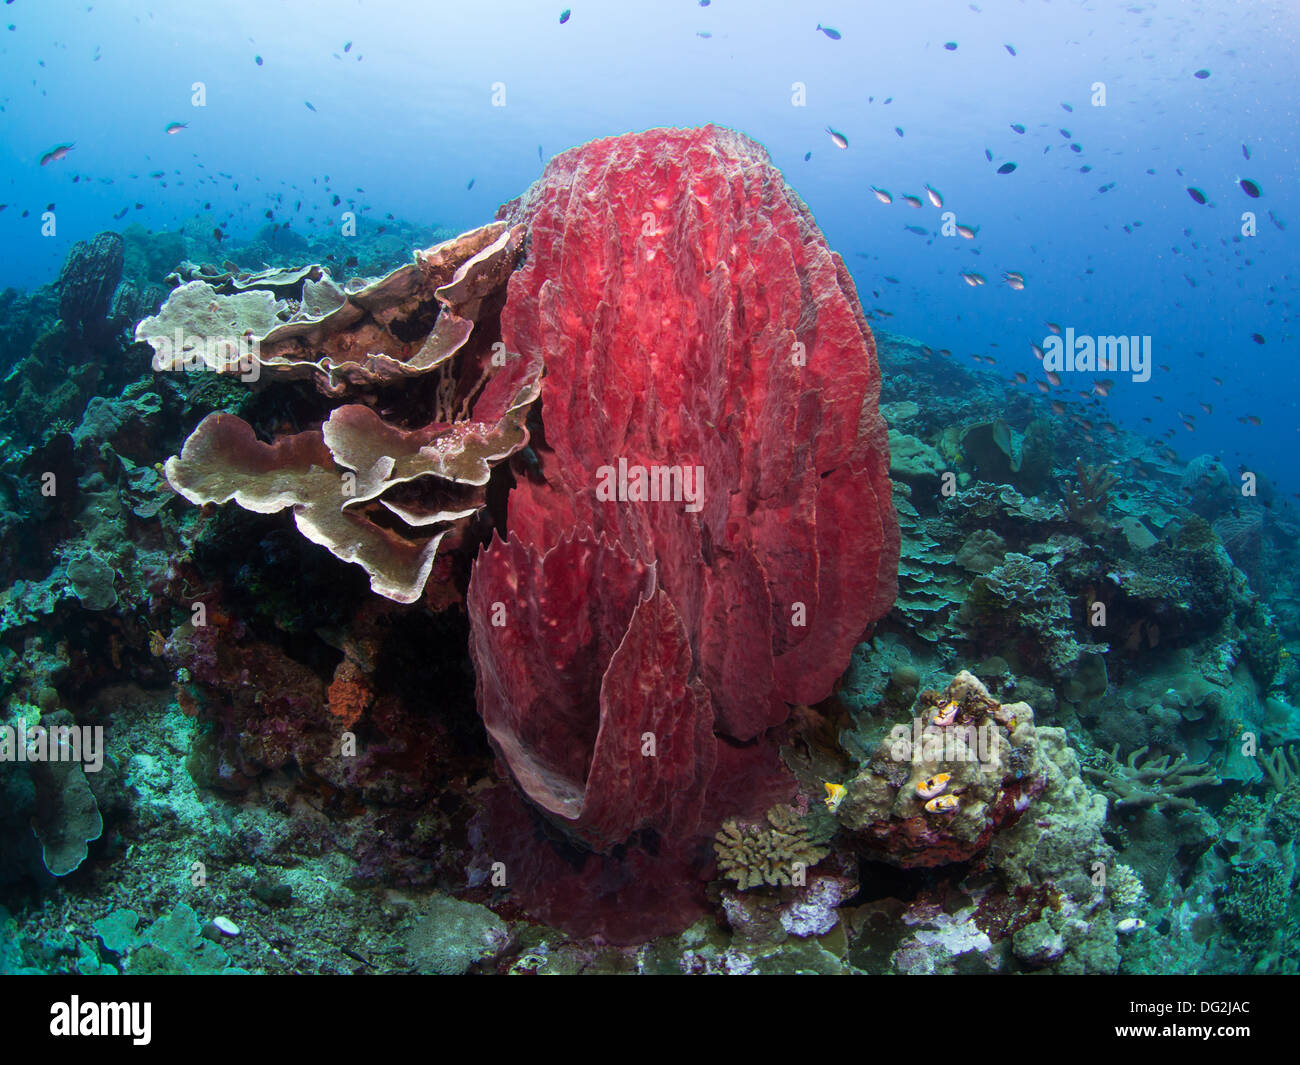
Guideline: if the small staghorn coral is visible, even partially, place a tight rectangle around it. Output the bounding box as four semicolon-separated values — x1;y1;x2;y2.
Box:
1261;745;1300;793
1084;744;1219;813
714;806;829;891
1063;460;1119;529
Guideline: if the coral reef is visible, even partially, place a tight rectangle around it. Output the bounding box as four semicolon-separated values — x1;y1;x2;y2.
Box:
1084;745;1219;813
1;124;1297;978
837;671;1044;867
156;224;542;603
714;806;830;890
1062;460;1119;529
403;895;508;975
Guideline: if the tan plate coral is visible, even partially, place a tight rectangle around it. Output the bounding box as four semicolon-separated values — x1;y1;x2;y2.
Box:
151;223;541;604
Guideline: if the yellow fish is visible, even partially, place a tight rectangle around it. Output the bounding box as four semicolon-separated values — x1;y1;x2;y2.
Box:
916;773;951;799
932;700;960;727
824;782;847;812
925;795;960;814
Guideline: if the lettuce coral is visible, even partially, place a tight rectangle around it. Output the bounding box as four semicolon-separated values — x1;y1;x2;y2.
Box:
157;224;542;604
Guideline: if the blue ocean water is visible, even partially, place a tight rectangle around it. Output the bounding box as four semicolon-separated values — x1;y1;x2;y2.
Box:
2;0;1296;492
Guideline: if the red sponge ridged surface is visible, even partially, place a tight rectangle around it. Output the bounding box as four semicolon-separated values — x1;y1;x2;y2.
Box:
470;125;897;852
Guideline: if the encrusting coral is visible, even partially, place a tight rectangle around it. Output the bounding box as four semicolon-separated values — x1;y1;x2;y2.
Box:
714;806;829;890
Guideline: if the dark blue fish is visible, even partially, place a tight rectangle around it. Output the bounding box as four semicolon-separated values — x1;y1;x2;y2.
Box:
1194;68;1210;79
984;148;993;161
1061;102;1074;112
305;100;317;112
1240;178;1260;198
816;24;842;40
904;225;928;235
895;126;904;137
1187;186;1206;204
803;151;811;161
1242;144;1251;160
467;178;475;190
560;8;570;23
1070;143;1082;153
1010;123;1025;134
997;161;1016;174
344;41;352;52
944;41;958;50
1004;43;1016;56
254;54;263;65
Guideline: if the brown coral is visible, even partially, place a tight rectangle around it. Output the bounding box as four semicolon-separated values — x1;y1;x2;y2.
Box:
139;223;524;397
714;805;829;890
1063;460;1119;529
156;222;542;605
327;659;372;731
1083;744;1219;812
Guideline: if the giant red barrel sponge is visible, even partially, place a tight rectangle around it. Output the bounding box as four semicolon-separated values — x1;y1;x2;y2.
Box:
469;125;898;855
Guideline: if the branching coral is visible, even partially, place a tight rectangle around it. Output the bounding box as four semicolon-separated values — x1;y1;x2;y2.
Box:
714;806;829;890
1063;460;1119;529
1261;745;1300;793
1084;745;1219;812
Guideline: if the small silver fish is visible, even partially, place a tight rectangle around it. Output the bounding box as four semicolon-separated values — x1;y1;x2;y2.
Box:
826;126;848;149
